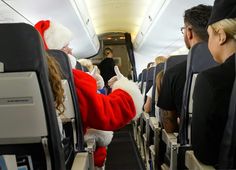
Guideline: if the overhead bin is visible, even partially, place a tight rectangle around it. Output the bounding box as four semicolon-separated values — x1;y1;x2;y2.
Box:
2;0;99;58
69;0;100;57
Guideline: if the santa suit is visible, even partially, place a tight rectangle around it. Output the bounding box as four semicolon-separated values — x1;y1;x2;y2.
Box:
34;20;143;167
73;69;142;166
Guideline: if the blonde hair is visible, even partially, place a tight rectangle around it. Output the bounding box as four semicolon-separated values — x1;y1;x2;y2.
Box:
78;58;94;72
156;70;164;95
210;18;236;40
155;56;167;65
47;54;65;115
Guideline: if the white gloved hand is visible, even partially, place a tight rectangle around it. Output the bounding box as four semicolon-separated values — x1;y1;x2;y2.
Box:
108;66;126;88
84;128;114;147
90;66;105;89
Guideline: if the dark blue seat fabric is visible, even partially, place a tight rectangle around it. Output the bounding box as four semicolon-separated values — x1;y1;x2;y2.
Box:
0;23;65;170
150;63;164;117
218;55;236;169
47;50;85;151
144;66;155;102
76;61;83;70
140;68;147;94
179;42;218;145
164;55;187;72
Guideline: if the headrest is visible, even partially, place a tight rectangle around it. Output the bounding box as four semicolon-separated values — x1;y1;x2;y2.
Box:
0;23;46;72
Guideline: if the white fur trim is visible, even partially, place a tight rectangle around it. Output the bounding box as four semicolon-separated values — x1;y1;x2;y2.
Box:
44;21;72;49
68;54;77;69
112;77;143;120
84;129;113;147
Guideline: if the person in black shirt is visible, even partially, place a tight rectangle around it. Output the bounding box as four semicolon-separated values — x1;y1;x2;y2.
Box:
98;47;116;94
157;4;212;132
191;0;236;167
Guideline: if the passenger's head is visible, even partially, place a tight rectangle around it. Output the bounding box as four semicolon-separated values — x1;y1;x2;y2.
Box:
46;53;65;115
34;20;72;54
147;62;154;69
207;0;236;63
78;58;94;72
103;47;113;58
155;56;167;65
183;4;212;49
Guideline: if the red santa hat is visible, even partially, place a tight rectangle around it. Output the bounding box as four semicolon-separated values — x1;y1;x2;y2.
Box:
34;20;72;50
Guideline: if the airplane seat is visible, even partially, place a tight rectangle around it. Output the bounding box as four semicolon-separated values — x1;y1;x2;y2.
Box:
151;62;164;118
163;55;187;73
0;23;65;170
47;50;84;151
146;63;164;170
177;42;218;170
47;50;85;169
144;66;155;100
138;72;142;82
157;54;187;170
141;66;158;169
75;61;89;72
140;68;147;94
218;54;236;169
134;68;147;154
76;61;83;70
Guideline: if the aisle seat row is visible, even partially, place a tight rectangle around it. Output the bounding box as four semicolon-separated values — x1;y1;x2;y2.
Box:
0;23;96;170
133;42;231;170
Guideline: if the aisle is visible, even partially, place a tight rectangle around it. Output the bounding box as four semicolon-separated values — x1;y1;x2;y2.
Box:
105;124;145;170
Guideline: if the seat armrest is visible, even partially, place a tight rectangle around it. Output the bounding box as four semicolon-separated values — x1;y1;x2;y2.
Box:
185;150;215;170
72;152;89;170
162;129;177;147
142;112;150;121
149;117;159;131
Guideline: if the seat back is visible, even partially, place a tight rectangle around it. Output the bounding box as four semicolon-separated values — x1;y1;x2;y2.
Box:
76;61;83;70
164;55;187;72
179;42;218;145
218;54;236;169
144;66;155;103
151;63;164;117
140;68;147;94
47;50;84;152
0;23;65;170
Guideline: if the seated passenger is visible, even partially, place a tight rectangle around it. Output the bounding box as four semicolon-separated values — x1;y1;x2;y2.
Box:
35;20;143;168
78;58;106;94
143;56;167;113
157;4;212;133
191;0;236;167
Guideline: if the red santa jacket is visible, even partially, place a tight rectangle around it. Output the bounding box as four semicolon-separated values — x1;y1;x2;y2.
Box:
72;69;143;167
73;69;138;131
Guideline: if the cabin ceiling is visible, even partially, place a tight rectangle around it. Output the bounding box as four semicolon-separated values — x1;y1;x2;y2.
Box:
0;0;214;67
85;0;152;39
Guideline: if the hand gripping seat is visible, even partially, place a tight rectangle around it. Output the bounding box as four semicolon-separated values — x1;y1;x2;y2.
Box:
0;23;65;170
